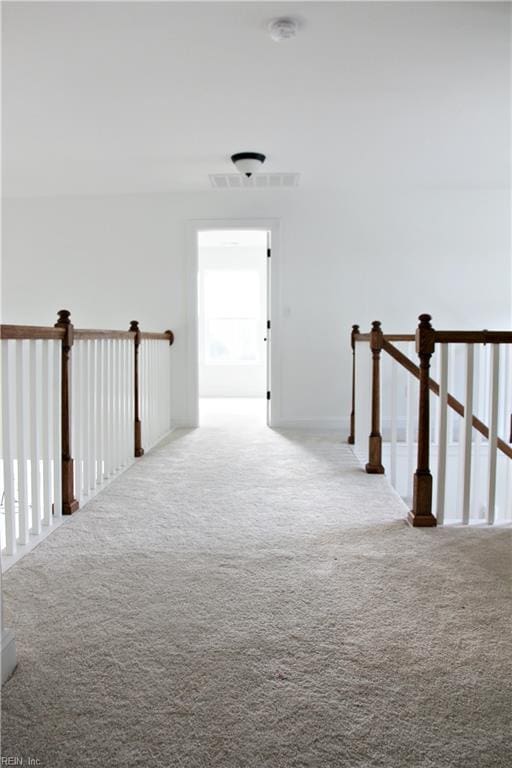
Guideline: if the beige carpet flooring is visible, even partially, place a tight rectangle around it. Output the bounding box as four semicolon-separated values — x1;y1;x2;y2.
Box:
1;408;511;767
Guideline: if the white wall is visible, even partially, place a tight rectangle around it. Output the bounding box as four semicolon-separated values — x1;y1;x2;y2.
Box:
198;245;267;398
2;187;510;428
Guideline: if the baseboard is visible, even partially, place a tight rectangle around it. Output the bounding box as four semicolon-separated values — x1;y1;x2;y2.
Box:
271;418;349;432
171;418;198;429
1;628;17;685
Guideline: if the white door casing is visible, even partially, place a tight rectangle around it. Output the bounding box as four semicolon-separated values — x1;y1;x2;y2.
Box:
185;218;281;427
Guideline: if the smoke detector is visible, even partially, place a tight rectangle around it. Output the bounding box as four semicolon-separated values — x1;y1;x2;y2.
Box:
268;17;299;43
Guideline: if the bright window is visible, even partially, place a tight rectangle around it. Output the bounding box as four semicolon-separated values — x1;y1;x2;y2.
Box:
203;270;261;365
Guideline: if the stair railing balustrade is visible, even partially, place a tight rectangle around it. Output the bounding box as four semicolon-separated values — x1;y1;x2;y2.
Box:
349;315;512;526
0;311;174;562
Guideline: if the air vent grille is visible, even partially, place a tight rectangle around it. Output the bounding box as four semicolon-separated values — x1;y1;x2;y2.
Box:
210;173;300;189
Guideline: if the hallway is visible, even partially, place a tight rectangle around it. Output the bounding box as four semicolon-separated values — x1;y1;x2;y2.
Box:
1;419;510;767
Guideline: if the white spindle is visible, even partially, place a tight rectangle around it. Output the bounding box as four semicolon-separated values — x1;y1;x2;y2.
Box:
117;341;122;466
114;339;120;471
88;340;96;491
389;358;397;488
487;344;500;524
29;341;42;534
82;341;91;497
96;340;104;484
15;342;29;545
122;340;129;464
52;341;62;518
108;339;115;476
74;340;83;498
2;341;17;555
461;344;474;524
436;344;449;525
102;339;110;478
41;340;53;526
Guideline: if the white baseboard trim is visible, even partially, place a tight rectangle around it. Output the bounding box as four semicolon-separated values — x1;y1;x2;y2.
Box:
1;628;17;685
171;418;198;429
272;419;349;432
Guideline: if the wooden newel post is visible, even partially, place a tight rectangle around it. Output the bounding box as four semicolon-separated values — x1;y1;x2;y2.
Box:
55;309;79;514
348;324;359;445
129;320;144;458
408;314;437;527
365;321;385;474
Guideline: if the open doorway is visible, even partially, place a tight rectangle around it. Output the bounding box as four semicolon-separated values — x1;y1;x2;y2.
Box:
197;229;269;426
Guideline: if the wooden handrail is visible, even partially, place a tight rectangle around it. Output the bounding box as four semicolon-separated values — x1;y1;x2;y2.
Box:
434;331;512;344
355;330;512;345
141;331;175;344
383;339;512;461
74;329;135;340
1;325;176;344
353;332;415;343
383;334;416;342
1;324;65;341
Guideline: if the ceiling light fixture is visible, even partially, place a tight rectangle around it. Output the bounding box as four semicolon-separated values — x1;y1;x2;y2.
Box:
231;152;266;178
268;17;299;43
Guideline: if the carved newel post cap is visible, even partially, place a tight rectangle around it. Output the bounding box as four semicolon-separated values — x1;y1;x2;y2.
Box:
352;324;360;333
55;309;71;326
371;320;381;330
418;314;432;328
129;320;140;332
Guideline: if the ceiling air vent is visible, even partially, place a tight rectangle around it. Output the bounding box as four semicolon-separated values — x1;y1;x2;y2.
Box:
210;173;300;189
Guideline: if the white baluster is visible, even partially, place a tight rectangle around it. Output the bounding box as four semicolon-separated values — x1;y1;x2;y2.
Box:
74;340;82;499
96;339;104;485
436;344;449;525
122;340;129;464
461;344;474;524
82;340;90;497
15;342;29;545
41;340;52;527
53;341;62;519
102;339;109;479
487;344;500;524
108;339;115;476
89;339;96;491
389;358;397;489
113;339;120;471
29;341;42;534
2;340;17;555
406;342;416;503
140;340;146;448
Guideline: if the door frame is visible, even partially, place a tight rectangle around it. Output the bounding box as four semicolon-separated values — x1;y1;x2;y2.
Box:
185;218;281;427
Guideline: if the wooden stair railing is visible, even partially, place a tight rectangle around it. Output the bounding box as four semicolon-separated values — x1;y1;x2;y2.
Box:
349;315;512;527
382;340;512;461
1;311;175;528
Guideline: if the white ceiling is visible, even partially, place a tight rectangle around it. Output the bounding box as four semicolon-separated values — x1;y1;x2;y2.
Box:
2;1;510;197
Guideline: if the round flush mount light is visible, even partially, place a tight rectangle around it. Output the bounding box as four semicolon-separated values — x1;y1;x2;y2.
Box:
231;152;266;178
268;17;299;43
